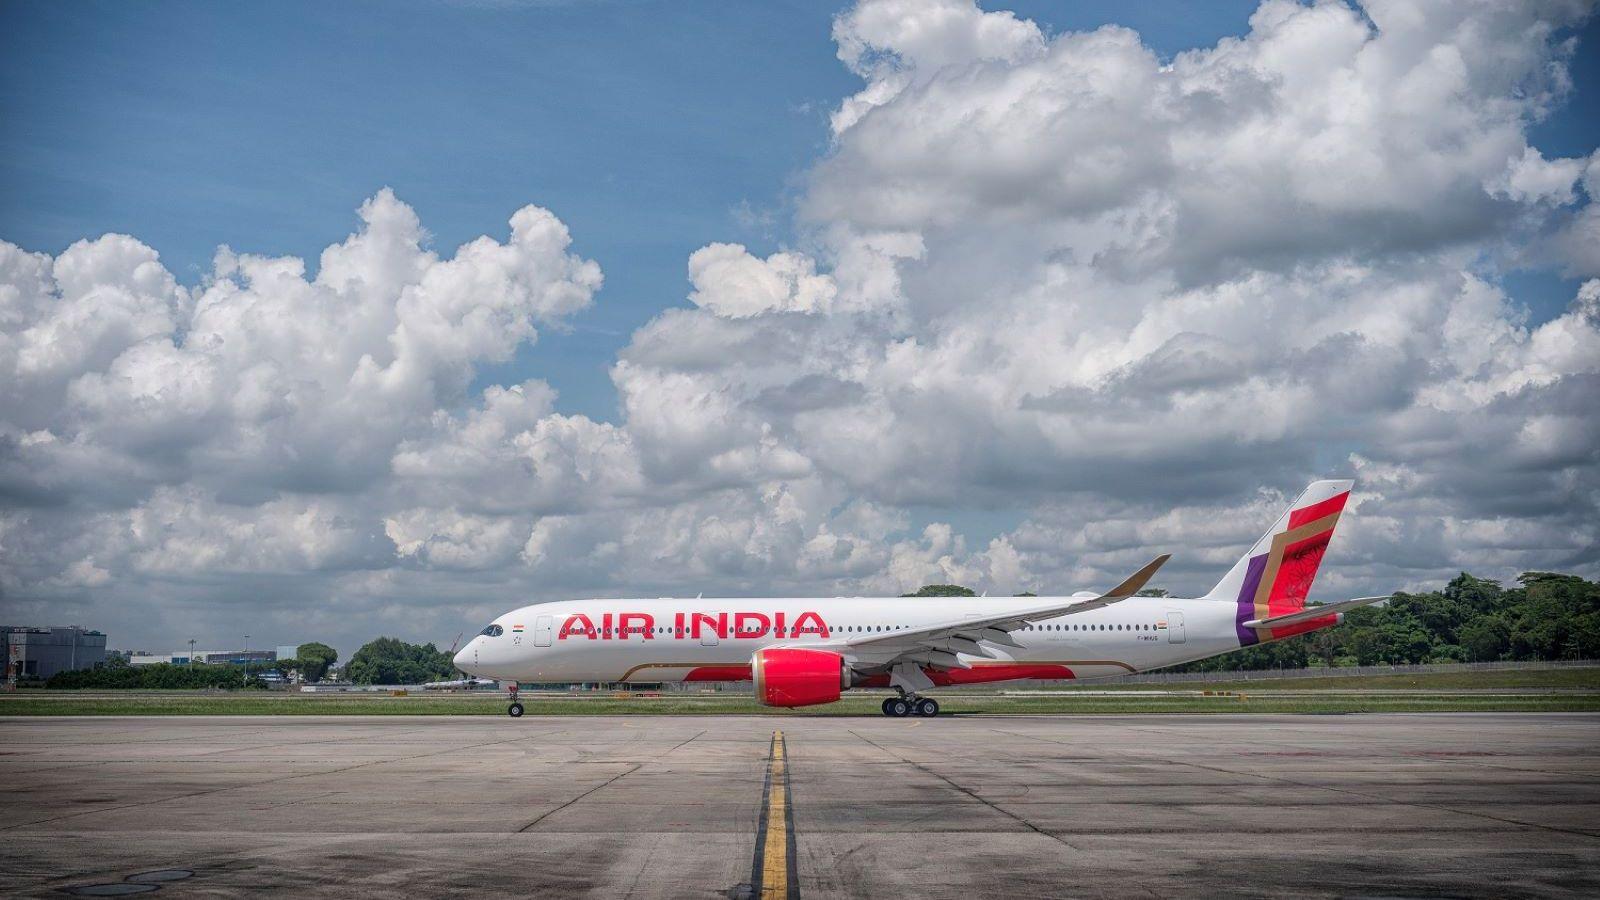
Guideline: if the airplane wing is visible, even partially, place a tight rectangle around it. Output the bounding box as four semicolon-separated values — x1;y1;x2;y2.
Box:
1242;595;1389;629
828;555;1170;675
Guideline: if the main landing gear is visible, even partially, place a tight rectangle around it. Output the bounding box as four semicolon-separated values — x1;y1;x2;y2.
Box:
881;693;939;717
507;683;524;717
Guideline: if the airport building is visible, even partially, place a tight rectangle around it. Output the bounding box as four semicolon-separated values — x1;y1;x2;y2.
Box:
203;649;275;666
126;647;288;667
4;626;108;679
128;652;187;666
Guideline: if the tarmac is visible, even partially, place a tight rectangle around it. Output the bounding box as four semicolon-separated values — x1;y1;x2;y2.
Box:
1;713;1597;898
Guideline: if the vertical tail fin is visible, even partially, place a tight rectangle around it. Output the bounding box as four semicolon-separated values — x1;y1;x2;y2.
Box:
1205;480;1353;646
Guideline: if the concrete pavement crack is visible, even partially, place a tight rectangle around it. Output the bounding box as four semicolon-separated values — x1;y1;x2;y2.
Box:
516;763;641;833
847;728;1084;852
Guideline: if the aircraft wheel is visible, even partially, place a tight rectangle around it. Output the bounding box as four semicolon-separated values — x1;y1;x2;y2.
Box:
508;702;524;718
880;698;895;716
886;698;912;718
915;698;939;718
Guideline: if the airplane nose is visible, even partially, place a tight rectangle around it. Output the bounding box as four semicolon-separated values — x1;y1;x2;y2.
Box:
453;643;475;674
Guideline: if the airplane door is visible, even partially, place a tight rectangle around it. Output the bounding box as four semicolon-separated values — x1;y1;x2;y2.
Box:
700;612;721;647
1167;610;1186;644
534;615;553;648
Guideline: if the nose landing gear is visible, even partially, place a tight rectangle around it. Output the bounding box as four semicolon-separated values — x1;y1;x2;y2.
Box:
507;683;523;717
880;692;939;717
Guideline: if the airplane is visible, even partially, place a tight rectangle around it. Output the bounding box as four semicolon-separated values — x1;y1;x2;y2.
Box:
454;480;1388;717
420;676;500;690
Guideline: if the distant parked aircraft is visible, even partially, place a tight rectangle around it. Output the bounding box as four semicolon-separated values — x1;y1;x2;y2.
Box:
457;480;1386;717
420;676;499;690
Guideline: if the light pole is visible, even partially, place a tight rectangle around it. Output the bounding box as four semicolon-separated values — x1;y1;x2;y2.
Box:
243;634;249;671
188;638;195;668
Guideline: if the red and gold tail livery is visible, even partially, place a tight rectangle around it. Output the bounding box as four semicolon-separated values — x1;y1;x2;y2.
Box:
1205;479;1352;646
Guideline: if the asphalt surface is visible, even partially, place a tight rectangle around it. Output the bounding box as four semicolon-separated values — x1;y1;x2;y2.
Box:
1;713;1597;898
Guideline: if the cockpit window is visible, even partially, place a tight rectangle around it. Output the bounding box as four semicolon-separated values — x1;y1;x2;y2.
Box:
481;624;503;637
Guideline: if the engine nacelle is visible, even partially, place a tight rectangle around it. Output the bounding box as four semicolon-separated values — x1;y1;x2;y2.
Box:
751;648;849;707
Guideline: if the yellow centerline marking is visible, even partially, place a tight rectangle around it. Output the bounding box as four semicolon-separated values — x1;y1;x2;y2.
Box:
760;730;790;899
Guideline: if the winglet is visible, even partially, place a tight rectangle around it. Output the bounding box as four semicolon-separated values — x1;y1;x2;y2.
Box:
1103;554;1171;599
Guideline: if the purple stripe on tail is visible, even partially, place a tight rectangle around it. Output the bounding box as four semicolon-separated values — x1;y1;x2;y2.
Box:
1235;553;1268;646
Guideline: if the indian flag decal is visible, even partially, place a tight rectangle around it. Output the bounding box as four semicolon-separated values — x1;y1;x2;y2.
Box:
512;624;524;632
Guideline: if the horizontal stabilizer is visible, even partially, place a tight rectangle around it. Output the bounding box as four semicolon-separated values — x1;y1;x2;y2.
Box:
1243;595;1389;629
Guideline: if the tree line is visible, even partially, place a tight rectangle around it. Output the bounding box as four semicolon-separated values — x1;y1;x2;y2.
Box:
46;659;271;690
45;637;456;689
1168;571;1599;671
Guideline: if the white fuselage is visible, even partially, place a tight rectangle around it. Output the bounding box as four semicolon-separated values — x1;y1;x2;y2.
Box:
454;596;1248;686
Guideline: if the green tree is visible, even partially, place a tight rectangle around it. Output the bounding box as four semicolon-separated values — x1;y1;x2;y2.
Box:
1460;616;1510;661
1307;627;1342;667
295;642;339;683
1167;571;1600;673
902;584;977;597
345;637;454;685
1135;588;1170;597
47;662;248;690
1443;573;1505;614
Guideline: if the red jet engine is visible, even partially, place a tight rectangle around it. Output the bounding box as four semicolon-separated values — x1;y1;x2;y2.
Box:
751;648;849;707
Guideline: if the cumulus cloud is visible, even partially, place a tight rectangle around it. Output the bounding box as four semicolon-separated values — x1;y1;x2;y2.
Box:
2;0;1596;652
688;243;838;318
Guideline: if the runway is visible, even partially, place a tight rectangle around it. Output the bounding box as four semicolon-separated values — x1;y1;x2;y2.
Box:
2;714;1597;898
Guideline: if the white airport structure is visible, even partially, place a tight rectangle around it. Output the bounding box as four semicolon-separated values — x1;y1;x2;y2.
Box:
128;647;281;666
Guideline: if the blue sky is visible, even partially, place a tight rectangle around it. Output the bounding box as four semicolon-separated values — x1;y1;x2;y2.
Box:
5;1;1593;421
2;0;1303;421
